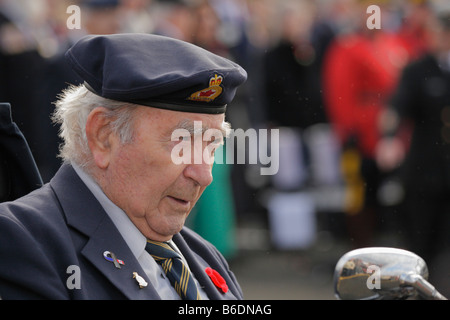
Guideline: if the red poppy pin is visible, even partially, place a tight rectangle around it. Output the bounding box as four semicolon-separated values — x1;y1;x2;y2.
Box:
205;267;228;293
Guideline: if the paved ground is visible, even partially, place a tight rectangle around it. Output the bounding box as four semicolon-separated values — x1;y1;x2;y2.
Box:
230;250;336;300
228;228;352;300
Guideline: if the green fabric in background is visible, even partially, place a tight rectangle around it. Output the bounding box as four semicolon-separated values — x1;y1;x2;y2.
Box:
187;144;236;258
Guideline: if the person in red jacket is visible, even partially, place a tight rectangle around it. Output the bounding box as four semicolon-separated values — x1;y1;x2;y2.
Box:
322;2;428;247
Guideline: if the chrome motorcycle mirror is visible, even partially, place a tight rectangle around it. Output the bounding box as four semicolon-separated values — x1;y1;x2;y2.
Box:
334;247;447;300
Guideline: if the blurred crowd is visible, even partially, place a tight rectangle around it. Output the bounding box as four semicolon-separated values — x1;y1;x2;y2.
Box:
1;0;449;295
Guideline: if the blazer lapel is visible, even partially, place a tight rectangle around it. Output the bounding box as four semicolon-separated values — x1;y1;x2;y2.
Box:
173;233;239;300
51;164;160;300
80;215;161;300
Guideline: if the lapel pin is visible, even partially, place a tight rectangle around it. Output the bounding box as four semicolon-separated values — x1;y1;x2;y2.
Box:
103;251;125;269
205;267;228;293
132;272;148;289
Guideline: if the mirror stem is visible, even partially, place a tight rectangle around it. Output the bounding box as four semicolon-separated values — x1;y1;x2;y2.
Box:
401;274;448;300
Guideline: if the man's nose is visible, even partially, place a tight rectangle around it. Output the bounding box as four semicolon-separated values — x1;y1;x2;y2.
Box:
183;161;213;187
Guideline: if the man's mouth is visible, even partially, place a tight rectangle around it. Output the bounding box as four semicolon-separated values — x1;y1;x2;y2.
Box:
167;195;190;207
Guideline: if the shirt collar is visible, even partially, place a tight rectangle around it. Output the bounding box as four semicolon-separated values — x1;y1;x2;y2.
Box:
71;163;147;260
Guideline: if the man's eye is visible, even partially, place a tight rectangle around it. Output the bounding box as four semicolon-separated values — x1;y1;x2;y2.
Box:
179;136;191;142
208;137;223;146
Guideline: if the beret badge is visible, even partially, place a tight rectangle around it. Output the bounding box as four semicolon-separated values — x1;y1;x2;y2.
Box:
188;74;223;103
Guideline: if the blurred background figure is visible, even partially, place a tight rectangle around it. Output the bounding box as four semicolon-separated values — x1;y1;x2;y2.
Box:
264;0;327;132
152;0;195;42
261;0;333;251
118;0;154;34
80;0;122;35
321;0;429;248
377;3;450;297
38;0;123;181
1;0;125;182
0;0;46;179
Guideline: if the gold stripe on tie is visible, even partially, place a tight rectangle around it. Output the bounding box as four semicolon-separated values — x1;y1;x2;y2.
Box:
145;239;201;300
147;239;173;251
181;265;188;296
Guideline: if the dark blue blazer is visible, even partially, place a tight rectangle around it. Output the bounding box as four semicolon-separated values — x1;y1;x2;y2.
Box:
0;164;243;300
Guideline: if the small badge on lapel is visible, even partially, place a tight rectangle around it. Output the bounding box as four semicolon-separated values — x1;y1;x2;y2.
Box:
103;251;125;269
205;267;228;293
132;272;148;289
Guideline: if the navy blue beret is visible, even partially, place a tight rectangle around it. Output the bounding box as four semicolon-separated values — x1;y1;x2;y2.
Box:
65;33;247;114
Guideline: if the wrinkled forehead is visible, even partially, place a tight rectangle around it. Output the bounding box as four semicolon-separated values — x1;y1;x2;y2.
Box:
136;105;228;137
172;117;229;136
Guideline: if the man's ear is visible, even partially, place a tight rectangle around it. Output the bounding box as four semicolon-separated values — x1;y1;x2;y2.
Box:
85;107;115;169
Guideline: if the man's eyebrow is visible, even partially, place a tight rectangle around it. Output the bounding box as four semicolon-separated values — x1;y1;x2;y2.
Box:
173;119;231;137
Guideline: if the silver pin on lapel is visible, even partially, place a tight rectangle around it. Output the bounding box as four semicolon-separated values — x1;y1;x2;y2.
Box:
103;251;125;269
133;272;148;289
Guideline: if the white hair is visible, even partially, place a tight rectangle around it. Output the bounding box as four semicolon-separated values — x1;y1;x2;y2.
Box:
52;84;140;169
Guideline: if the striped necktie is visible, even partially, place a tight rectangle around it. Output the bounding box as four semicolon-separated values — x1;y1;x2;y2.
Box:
146;240;201;300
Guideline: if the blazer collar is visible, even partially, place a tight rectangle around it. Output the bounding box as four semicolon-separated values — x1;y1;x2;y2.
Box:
173;233;239;300
50;164;160;300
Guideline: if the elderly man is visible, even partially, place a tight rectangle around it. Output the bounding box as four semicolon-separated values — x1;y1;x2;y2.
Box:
0;33;247;299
